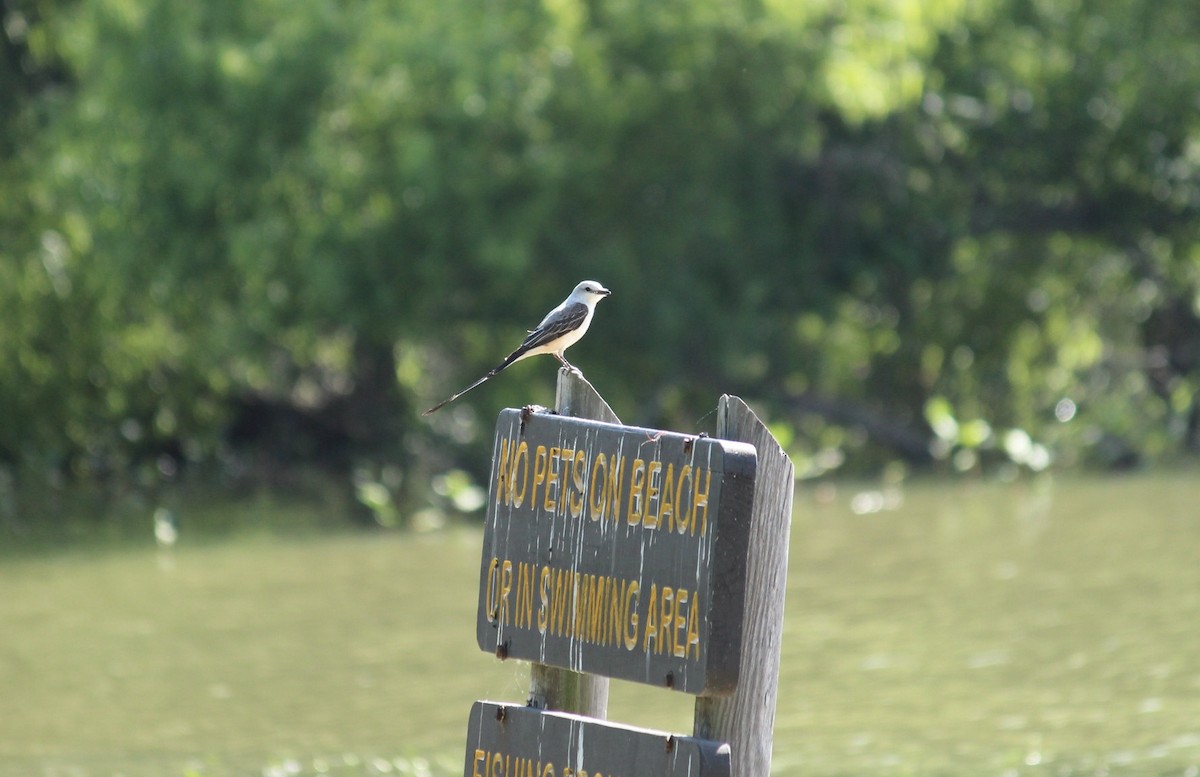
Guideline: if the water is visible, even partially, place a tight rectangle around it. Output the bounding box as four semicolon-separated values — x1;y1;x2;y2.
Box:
1;474;1198;776
777;474;1200;776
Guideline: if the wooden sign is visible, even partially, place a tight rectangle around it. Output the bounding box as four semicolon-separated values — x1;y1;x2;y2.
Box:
477;409;756;695
465;701;731;777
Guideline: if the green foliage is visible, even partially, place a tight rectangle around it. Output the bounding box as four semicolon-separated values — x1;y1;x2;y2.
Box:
2;0;1199;501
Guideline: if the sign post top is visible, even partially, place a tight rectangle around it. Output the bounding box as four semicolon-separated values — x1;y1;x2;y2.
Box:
478;408;757;695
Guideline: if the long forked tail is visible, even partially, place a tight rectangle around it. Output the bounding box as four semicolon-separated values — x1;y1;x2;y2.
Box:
421;372;491;416
421;347;528;415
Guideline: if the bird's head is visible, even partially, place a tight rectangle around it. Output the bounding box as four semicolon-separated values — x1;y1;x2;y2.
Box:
572;280;611;304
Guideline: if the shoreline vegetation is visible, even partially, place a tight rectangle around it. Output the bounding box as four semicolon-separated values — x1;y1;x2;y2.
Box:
3;0;1199;512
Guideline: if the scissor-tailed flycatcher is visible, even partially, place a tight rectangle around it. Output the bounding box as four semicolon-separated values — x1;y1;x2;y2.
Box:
422;280;611;415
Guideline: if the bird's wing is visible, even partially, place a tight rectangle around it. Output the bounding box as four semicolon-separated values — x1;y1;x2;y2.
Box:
480;302;590;378
518;302;589;352
422;302;589;416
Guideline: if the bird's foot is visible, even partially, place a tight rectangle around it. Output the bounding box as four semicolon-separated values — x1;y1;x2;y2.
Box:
520;404;549;427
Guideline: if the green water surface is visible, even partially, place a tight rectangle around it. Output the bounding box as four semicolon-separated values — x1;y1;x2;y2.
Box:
2;475;1198;776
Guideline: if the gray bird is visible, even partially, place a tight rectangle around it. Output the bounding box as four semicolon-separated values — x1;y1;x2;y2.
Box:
423;280;611;415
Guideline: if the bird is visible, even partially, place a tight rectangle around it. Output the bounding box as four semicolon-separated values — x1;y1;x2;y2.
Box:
423;280;611;415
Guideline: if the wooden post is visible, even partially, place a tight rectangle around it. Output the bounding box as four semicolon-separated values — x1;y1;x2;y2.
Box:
524;367;618;718
693;395;794;777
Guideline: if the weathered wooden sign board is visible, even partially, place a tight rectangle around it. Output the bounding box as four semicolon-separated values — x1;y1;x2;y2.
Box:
477;409;757;695
465;701;731;777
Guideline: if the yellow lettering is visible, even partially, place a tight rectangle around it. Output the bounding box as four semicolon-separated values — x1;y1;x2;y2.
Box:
517;561;534;628
543;447;560;513
609;578;625;647
499;559;514;626
485;557;500;623
627;458;646;525
659;463;676;532
587;575;605;642
674;465;692;534
532;445;549;511
643;460;662;528
570;449;586;519
687;593;701;660
496;439;512;505
691;467;711;536
570;572;582;638
551;568;570;635
512;441;530;508
642;583;659;654
556;448;574;516
624;580;640;650
673;588;689;658
606;454;624;522
601;576;614;644
493;561;660;652
574;573;591;638
537;565;551;633
588;453;608;521
473;749;485;777
659;586;675;655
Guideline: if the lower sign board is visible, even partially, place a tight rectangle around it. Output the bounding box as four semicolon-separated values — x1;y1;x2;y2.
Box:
465;701;731;777
477;409;757;695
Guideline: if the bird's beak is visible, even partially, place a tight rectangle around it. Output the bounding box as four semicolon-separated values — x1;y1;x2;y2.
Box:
599;287;611;296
